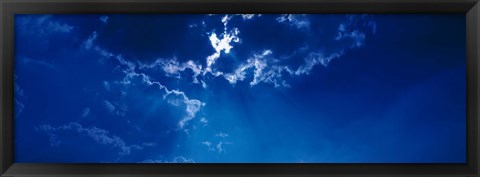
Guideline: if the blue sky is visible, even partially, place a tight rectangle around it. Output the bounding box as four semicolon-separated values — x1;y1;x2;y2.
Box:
14;14;466;163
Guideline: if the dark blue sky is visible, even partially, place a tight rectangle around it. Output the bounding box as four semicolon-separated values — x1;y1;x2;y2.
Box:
14;14;466;163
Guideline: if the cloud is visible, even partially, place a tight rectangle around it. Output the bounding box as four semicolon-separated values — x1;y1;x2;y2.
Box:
14;78;24;97
104;100;116;113
336;14;377;48
35;122;156;155
15;99;25;118
14;75;26;118
181;99;204;128
201;141;214;151
100;16;109;24
46;133;61;147
120;71;206;129
222;50;270;85
222;50;292;88
205;15;241;72
201;80;207;88
200;117;208;126
295;51;345;75
240;14;261;20
216;142;224;154
83;31;98;50
19;57;56;69
79;15;376;132
293;15;376;76
138;58;203;84
215;141;232;154
81;107;91;118
103;81;111;91
17;15;73;36
141;156;195;163
276;14;310;29
215;132;228;138
206;28;240;72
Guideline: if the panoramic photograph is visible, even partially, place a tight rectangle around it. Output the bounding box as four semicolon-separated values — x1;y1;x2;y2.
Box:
14;14;466;163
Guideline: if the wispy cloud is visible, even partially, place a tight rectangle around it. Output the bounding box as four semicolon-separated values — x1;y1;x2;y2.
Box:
336;14;377;48
83;31;206;129
15;99;25;118
113;66;205;129
293;15;376;75
199;117;208;126
201;141;215;151
35;122;156;155
240;14;262;20
14;74;26;118
223;50;292;88
83;31;98;50
215;141;232;154
276;14;310;30
17;15;74;36
295;51;345;75
215;132;228;138
138;58;203;84
104;100;116;113
19;57;56;69
81;107;91;118
141;156;195;163
79;14;376;133
103;81;111;91
100;16;109;24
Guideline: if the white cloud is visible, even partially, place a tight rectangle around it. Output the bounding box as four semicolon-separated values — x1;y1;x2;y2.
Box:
336;29;366;47
222;50;270;85
36;122;156;155
215;132;228;138
206;28;240;71
172;156;195;163
250;56;268;86
81;30;207;130
295;50;345;75
221;15;232;29
138;58;203;84
201;80;207;89
215;141;232;154
276;14;310;29
122;72;206;129
205;15;241;73
216;142;223;154
100;16;109;24
46;19;74;33
200;118;208;126
240;14;261;20
181;99;204;128
201;141;214;151
221;50;291;88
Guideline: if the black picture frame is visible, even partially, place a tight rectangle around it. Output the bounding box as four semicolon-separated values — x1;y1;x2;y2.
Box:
1;0;479;176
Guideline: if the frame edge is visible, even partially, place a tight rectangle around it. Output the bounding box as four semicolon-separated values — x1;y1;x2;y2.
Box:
0;0;15;176
1;0;479;177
